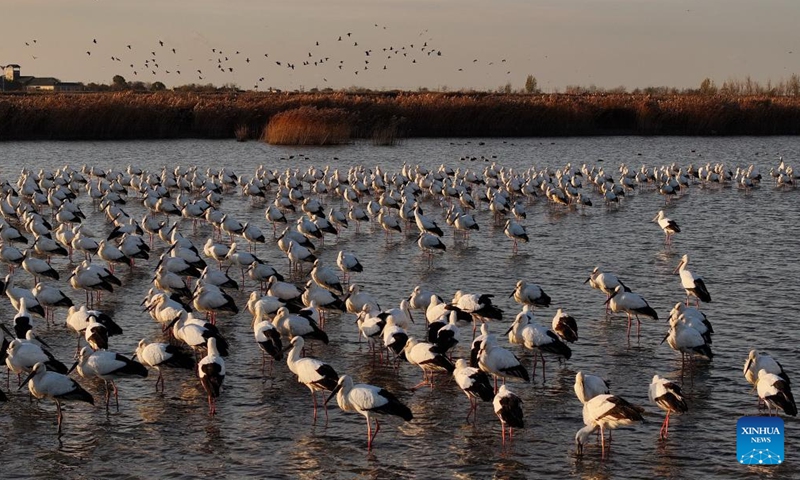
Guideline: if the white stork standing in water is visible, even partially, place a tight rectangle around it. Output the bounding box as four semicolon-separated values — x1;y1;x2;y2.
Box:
584;266;630;313
744;350;790;390
575;394;644;458
453;358;494;423
503;219;528;253
669;302;713;345
605;285;659;339
192;281;238;325
649;374;688;439
403;337;455;390
447;290;503;336
286;336;339;423
478;333;530;389
336;250;363;285
662;315;713;372
198;337;226;415
325;374;413;450
674;254;711;306
20;362;94;435
493;385;524;445
510;280;551;310
506;307;571;382
653;210;680;245
551;308;578;343
134;339;195;393
757;369;797;417
252;316;283;376
417;232;446;268
310;259;344;295
73;346;148;411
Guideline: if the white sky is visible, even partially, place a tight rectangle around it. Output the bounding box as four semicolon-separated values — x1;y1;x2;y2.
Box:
1;0;799;91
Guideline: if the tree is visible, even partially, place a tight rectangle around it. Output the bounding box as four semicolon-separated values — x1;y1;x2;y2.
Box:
788;74;800;97
699;78;717;95
524;75;539;94
151;81;167;91
111;75;128;90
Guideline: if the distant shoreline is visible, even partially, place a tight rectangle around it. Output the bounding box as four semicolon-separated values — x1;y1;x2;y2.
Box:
1;91;800;141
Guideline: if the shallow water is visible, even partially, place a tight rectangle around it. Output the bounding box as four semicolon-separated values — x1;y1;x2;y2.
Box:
1;137;799;479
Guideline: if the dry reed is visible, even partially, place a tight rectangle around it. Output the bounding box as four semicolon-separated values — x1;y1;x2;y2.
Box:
234;124;249;142
263;106;351;145
2;91;800;141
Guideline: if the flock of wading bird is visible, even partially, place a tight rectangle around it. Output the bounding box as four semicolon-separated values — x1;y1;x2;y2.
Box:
0;158;797;456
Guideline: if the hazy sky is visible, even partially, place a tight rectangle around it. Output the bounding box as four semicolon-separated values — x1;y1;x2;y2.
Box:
2;0;798;91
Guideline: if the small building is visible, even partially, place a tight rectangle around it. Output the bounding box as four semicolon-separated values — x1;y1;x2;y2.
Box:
3;64;20;82
1;63;84;92
24;77;60;91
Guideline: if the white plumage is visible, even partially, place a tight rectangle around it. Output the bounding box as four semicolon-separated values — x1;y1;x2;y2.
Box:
605;285;659;338
325;374;413;450
744;349;789;387
493;384;524;445
134;339;195;392
286;336;339;422
403;337;455;390
478;333;530;384
575;394;644;458
653;210;680;244
504;219;528;252
198;337;226;415
756;369;797;417
573;371;610;404
511;280;551;308
310;259;344;295
20;362;94;434
674;254;712;305
649;374;688;438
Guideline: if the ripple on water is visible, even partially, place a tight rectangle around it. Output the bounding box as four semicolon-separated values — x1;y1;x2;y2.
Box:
1;137;799;479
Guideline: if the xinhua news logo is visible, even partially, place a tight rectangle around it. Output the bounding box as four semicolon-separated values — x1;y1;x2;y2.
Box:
737;417;784;465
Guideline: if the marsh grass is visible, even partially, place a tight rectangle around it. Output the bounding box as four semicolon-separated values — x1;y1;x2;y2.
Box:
263;106;351;145
2;91;800;140
234;124;249;142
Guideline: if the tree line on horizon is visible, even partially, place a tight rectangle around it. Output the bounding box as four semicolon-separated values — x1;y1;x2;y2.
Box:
66;73;800;97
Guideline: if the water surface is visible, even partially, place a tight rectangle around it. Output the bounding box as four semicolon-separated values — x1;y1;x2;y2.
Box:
1;137;798;479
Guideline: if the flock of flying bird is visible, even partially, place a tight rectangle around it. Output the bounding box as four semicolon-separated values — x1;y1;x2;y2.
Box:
22;25;515;89
0;156;797;458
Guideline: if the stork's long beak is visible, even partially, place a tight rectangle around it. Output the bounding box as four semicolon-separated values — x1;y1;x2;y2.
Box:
603;289;621;305
508;290;515;298
325;383;343;405
504;325;514;336
19;370;36;391
67;360;79;375
34;334;50;349
660;332;670;345
0;324;14;339
166;316;181;331
672;261;683;274
583;276;592;284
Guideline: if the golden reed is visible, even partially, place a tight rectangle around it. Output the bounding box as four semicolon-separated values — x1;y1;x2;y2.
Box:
1;91;800;140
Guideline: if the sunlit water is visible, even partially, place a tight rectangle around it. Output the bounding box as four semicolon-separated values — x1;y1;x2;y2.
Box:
0;137;799;479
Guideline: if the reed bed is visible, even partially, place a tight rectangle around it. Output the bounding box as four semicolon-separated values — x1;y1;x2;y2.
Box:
263;106;351;145
2;91;800;141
